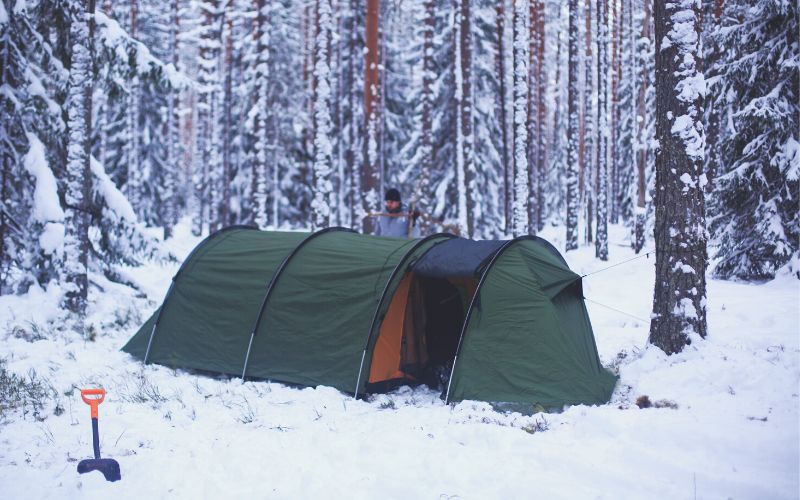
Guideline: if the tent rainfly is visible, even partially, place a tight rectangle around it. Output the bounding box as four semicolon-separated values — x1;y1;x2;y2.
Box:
123;227;617;407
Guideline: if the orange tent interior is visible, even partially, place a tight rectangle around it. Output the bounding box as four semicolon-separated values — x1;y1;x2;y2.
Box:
367;272;477;390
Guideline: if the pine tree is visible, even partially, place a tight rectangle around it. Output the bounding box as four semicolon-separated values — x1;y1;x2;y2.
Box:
565;0;579;250
533;0;546;231
650;0;707;353
311;0;334;229
633;0;653;253
126;0;142;218
192;0;221;236
511;0;529;237
163;0;181;239
63;0;94;326
526;0;542;235
609;0;620;224
250;0;270;229
708;1;799;280
454;0;475;237
415;0;435;231
583;0;595;244
362;0;381;233
497;0;511;232
616;0;635;224
595;0;609;260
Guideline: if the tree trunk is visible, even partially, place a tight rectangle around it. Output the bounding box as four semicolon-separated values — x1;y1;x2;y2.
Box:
251;0;270;229
609;0;620;224
63;0;94;327
497;0;510;233
347;0;359;229
311;0;334;229
163;0;180;239
417;0;435;233
595;0;608;260
511;0;529;237
633;0;651;253
526;0;540;236
649;0;707;353
220;15;233;227
192;1;219;236
455;0;475;238
584;0;594;244
565;0;580;251
535;0;545;231
362;0;381;234
126;0;140;217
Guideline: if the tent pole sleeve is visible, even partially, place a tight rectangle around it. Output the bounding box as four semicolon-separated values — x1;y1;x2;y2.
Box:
444;236;535;403
240;226;357;379
353;233;456;396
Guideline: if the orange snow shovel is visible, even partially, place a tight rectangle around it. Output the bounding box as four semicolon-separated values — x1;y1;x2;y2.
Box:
77;388;121;482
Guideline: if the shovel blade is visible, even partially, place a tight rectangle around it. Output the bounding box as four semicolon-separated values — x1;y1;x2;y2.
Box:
78;458;121;482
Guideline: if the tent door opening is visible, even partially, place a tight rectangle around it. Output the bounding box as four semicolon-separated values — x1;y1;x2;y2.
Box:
366;273;475;393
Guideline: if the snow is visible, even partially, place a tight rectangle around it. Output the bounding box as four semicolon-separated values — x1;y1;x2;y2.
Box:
0;2;6;24
90;157;136;223
671;114;704;161
23;133;65;255
0;222;797;499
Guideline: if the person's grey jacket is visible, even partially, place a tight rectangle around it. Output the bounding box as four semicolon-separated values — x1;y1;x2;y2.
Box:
375;205;419;238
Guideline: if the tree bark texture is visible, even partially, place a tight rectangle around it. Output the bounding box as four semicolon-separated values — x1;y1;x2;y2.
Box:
649;0;708;353
455;0;475;238
362;0;381;234
565;0;580;251
634;0;651;253
63;0;94;323
595;0;608;260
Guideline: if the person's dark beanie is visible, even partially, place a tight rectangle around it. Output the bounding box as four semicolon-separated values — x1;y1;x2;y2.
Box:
385;188;401;202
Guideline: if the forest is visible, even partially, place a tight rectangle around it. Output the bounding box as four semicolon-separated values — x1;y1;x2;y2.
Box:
1;1;799;496
1;0;798;339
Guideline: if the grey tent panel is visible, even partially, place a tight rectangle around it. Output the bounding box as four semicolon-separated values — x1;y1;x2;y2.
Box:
411;238;505;278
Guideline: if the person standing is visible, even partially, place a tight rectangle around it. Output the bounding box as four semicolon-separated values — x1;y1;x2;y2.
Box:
374;189;420;238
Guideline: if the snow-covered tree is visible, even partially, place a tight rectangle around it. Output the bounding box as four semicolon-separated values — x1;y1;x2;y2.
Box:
564;0;579;250
707;1;799;280
362;0;381;234
616;0;635;224
453;0;475;237
650;0;707;353
62;0;94;324
527;0;545;235
310;0;334;229
249;0;271;229
595;0;609;260
511;0;530;237
582;0;594;243
632;0;654;253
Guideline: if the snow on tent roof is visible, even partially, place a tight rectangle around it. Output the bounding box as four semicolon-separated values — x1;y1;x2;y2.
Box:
122;227;616;408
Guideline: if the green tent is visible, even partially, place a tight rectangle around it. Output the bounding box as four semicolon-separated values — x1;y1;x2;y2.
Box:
123;226;616;407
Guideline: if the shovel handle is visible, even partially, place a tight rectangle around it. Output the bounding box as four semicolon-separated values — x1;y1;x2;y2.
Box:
80;388;106;419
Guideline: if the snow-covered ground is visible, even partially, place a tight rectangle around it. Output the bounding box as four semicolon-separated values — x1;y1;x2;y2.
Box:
0;223;797;499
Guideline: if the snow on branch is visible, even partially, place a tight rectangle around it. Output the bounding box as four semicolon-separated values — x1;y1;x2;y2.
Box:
95;12;190;90
22;133;64;256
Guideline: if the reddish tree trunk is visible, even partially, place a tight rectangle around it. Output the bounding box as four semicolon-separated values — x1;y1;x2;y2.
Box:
362;0;381;233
